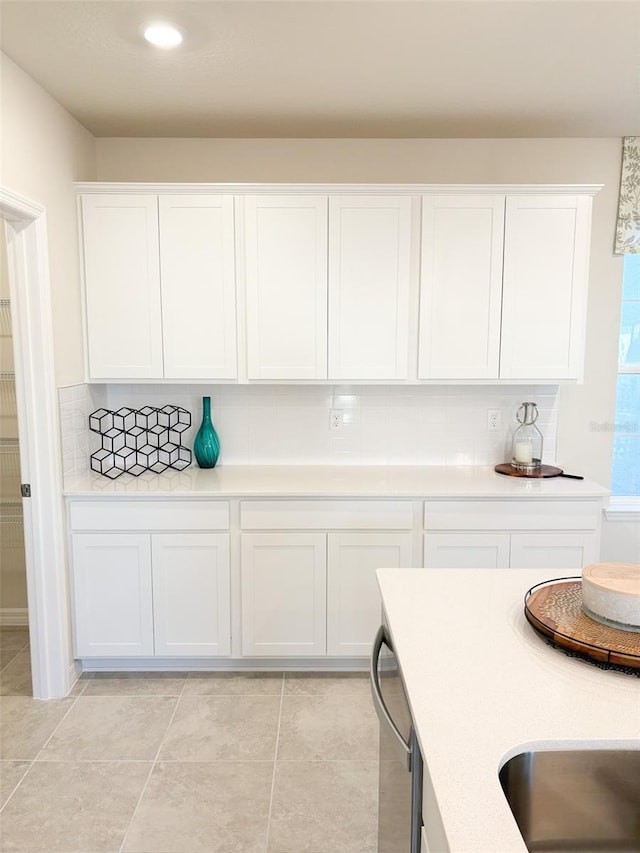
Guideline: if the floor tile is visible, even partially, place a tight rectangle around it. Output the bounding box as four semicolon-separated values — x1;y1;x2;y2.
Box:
268;760;378;853
65;676;88;697
122;760;273;853
184;671;284;696
278;692;379;760
0;697;74;759
0;760;31;808
40;695;177;761
0;651;32;696
0;629;30;652
283;672;370;696
159;695;280;761
0;760;150;852
81;671;188;696
0;648;21;670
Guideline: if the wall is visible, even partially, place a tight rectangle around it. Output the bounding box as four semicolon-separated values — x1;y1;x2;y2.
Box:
0;52;96;386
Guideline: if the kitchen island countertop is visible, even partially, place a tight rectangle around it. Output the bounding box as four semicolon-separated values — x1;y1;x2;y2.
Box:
376;567;640;853
63;464;609;498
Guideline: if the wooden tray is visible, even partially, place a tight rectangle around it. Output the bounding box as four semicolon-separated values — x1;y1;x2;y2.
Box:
524;579;640;670
495;463;563;478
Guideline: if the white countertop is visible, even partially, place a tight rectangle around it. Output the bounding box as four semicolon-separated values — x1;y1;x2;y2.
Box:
377;567;640;853
63;465;608;498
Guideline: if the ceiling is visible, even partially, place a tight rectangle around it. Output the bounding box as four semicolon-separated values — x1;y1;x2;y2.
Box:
1;0;639;138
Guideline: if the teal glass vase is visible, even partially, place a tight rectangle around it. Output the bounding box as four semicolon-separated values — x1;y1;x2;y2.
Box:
193;396;220;468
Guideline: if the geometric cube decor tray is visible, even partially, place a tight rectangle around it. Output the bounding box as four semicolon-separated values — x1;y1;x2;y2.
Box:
89;405;192;479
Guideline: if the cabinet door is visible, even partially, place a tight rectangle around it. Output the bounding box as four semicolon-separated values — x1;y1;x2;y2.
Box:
328;196;411;380
424;533;511;568
327;532;413;656
81;194;163;379
501;195;592;379
418;195;504;379
244;195;328;379
152;533;231;656
241;533;326;656
510;533;598;570
71;533;153;656
159;195;237;379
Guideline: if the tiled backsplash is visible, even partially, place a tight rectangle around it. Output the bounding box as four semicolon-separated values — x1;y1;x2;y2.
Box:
59;383;559;480
58;384;107;480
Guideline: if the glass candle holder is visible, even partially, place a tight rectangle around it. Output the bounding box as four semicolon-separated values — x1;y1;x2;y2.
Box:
511;402;543;473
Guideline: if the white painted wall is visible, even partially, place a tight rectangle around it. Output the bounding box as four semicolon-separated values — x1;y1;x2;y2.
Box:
0;52;96;386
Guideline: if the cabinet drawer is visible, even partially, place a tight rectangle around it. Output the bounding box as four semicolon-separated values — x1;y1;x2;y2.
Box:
69;500;229;531
424;500;600;532
240;500;414;530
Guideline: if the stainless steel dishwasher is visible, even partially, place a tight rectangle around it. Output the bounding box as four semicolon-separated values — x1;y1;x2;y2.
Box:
370;623;423;853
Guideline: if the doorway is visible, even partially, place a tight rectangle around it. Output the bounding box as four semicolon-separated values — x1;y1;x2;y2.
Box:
0;216;31;694
0;186;73;699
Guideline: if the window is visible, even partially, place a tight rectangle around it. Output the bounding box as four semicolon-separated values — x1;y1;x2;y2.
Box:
612;254;640;496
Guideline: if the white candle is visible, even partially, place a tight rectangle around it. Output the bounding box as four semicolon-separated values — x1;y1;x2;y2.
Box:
514;442;533;464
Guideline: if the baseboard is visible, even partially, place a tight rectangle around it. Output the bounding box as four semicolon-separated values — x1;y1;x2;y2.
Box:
0;608;29;627
68;659;83;694
80;656;369;672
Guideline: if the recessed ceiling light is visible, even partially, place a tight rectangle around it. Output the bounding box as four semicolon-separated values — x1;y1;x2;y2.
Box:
143;23;183;48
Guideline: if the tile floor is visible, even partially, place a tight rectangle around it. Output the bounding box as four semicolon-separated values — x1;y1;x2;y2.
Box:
0;627;380;853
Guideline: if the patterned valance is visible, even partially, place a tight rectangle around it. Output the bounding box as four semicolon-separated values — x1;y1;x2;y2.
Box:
615;137;640;254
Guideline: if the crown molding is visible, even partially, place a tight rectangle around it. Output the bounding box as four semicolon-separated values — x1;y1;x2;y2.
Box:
74;182;604;196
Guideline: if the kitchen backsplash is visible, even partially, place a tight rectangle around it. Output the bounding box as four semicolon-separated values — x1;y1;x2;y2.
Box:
58;384;107;481
58;383;559;481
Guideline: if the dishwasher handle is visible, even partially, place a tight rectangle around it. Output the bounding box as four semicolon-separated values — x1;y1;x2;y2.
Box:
370;624;412;772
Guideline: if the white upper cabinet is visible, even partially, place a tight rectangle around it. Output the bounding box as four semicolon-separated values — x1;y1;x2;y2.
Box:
159;195;237;379
418;195;505;379
81;194;163;379
243;194;412;380
81;193;237;380
79;184;596;384
418;192;592;381
328;196;411;380
244;195;328;380
500;195;591;380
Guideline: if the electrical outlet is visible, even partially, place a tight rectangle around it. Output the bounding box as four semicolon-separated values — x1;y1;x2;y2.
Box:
330;409;343;431
487;409;502;432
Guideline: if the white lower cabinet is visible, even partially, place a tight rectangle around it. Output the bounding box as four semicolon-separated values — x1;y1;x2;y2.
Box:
240;528;413;657
152;534;231;656
509;533;598;570
424;531;597;570
72;531;231;657
327;532;413;655
424;533;511;569
241;533;327;656
423;497;600;571
69;495;603;664
72;533;154;657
